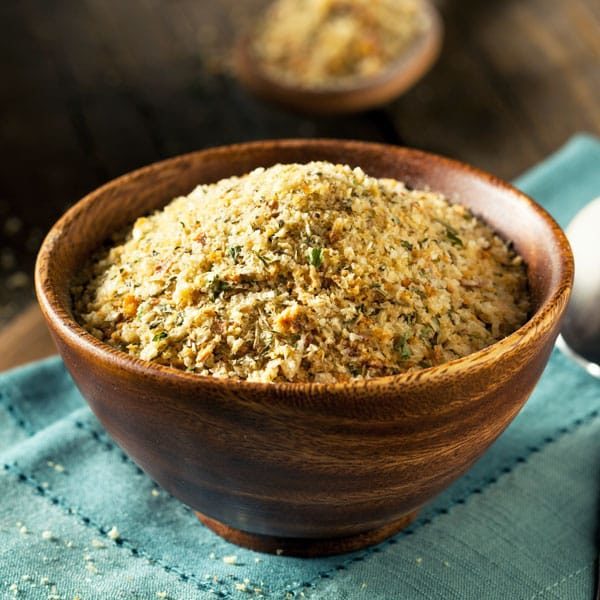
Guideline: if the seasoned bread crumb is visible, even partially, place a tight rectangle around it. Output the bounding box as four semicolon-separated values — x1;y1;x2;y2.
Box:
73;162;530;383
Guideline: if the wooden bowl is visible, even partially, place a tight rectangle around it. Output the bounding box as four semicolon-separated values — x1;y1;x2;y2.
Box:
35;140;573;557
235;1;443;114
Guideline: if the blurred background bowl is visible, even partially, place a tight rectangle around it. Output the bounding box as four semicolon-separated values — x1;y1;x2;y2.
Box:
235;0;443;114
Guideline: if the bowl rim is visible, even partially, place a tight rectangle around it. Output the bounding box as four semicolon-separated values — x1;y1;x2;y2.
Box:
35;138;574;394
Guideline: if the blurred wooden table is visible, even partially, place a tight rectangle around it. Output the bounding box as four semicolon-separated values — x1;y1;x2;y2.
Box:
1;0;599;370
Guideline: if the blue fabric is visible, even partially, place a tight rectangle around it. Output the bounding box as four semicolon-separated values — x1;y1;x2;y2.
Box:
1;135;599;599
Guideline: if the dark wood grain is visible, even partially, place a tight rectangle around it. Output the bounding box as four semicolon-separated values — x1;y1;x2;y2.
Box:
390;0;600;177
35;140;573;555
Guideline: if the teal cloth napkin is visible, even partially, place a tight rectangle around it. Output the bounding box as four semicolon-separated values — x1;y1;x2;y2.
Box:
1;135;600;600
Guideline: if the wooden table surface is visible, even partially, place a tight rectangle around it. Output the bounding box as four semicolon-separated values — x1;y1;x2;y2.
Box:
1;0;599;370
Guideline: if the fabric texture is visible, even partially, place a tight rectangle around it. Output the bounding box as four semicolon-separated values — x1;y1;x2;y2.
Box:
1;135;599;600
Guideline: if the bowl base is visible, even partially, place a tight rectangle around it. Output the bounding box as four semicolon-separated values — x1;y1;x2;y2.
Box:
196;511;419;557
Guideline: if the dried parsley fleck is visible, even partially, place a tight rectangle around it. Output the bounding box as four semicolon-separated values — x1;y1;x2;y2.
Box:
229;246;242;262
308;247;323;268
445;228;463;247
435;218;463;247
254;252;271;267
394;335;412;360
152;331;167;342
400;240;413;251
348;364;361;377
210;276;229;299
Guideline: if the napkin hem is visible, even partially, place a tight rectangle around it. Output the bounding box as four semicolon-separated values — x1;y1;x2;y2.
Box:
527;562;594;600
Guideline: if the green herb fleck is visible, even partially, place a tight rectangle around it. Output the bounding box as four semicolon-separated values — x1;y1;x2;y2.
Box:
394;335;412;360
400;240;413;251
254;252;271;267
152;331;167;342
348;364;361;377
210;276;229;299
445;228;463;247
435;218;463;247
229;246;242;262
308;247;323;269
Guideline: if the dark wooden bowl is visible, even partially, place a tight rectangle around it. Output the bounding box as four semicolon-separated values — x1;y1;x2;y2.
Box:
35;140;573;557
235;1;443;115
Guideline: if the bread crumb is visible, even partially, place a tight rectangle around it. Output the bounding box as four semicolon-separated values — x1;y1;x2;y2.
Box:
91;539;106;549
275;549;284;556
74;162;530;384
415;556;423;564
41;530;55;541
208;552;216;559
20;575;32;582
254;557;262;563
40;577;51;586
107;526;120;541
156;593;168;599
19;525;28;535
222;555;237;564
151;489;160;497
234;583;247;592
443;560;450;567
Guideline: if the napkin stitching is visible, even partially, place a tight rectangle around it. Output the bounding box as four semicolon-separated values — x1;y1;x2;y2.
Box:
72;418;199;520
292;406;600;597
0;390;35;436
527;562;593;599
1;462;257;599
74;419;146;476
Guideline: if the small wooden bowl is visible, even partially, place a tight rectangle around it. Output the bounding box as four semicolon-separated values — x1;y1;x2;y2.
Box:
35;140;573;557
235;1;443;114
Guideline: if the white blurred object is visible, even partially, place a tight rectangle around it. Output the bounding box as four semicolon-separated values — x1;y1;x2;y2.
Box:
557;197;600;377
